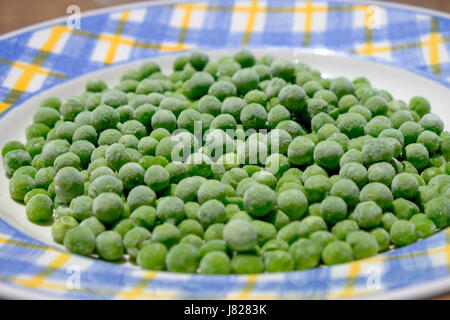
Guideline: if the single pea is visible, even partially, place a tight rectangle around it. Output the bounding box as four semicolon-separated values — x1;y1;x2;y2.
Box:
331;220;359;241
130;205;156;229
409;96;430;117
96;231;124;261
346;230;379;259
63;226;96;256
123;226;152;258
367;162;396;186
359;182;393;210
88;174;123;198
152;223;181;248
391;198;420;220
410;213;437;238
362;138;394;166
320;196;348;224
330;179;360;208
264;250;294;272
137;242;168;271
309;230;336;251
26;194;53;223
166;243;200;273
353;201;382;229
199;251;231;274
304;175;332;203
390;220;417;247
51;215;79;243
278;84;307;113
404;143;429;170
197;179;226;204
69;195;93;221
93;192;124;224
243;184;276;217
276;221;309;244
156;196;185;224
54;167;84;204
223;219;257;251
425;197;449;228
231;254;264;274
321;240;353;265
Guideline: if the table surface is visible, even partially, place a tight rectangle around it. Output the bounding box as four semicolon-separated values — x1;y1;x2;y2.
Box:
0;0;448;300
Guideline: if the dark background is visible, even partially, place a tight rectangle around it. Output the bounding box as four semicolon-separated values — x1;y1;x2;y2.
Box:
0;0;448;300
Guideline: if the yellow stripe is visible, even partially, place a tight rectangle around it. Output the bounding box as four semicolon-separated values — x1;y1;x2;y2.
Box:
120;271;158;300
20;253;71;289
10;25;67;92
304;1;314;33
232;274;258;300
242;0;261;45
0;102;11;113
335;261;361;298
105;10;131;65
428;32;441;67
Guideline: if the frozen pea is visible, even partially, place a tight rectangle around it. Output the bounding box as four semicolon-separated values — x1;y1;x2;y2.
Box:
321;240;353;265
223;219;257;251
70;140;96;169
54;167;84;204
263;210;290;231
197;180;226;204
309;230;336;251
197;199;226;227
88;175;123;198
54;152;81;172
409;96;430;117
313;140;343;170
331;220;359;240
96;231;124;261
287;136;315;166
367;162;396;186
144;165;169;192
304;175;332;203
276;189;308;220
105;143;130;171
166;243;199;273
113;218;135;238
399;121;423;145
157;196;185;224
80;216;105;236
91;105;119;132
366;116;391;137
264;250;294;272
362;138;394;166
339;162;367;189
425;197;449;228
199;251;231;274
390;220;417;247
93;192;124;224
339;149;363;167
391;198;420;220
3;149;32;177
231;254;264;274
240;103;267;130
330;179;360;208
267;104;290;129
359;182;393;210
152;223;181;248
428;174;450;193
118;162;145;190
410;213;437;238
130;205;156;229
2;140;26;158
26;194;53;223
124;226;152;258
381;212;398;232
278;84;307;113
370;227;390;252
251;220;277;245
353;201;382;229
178;219;204;238
70;195;93;221
346;230;378;259
24;188;48;205
137;243;168;270
290;238;321;270
243;184;276;217
51;216;79;243
64;226;96;256
404;143;429;170
320;196;347;224
391;172;419;199
277;221;309;244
